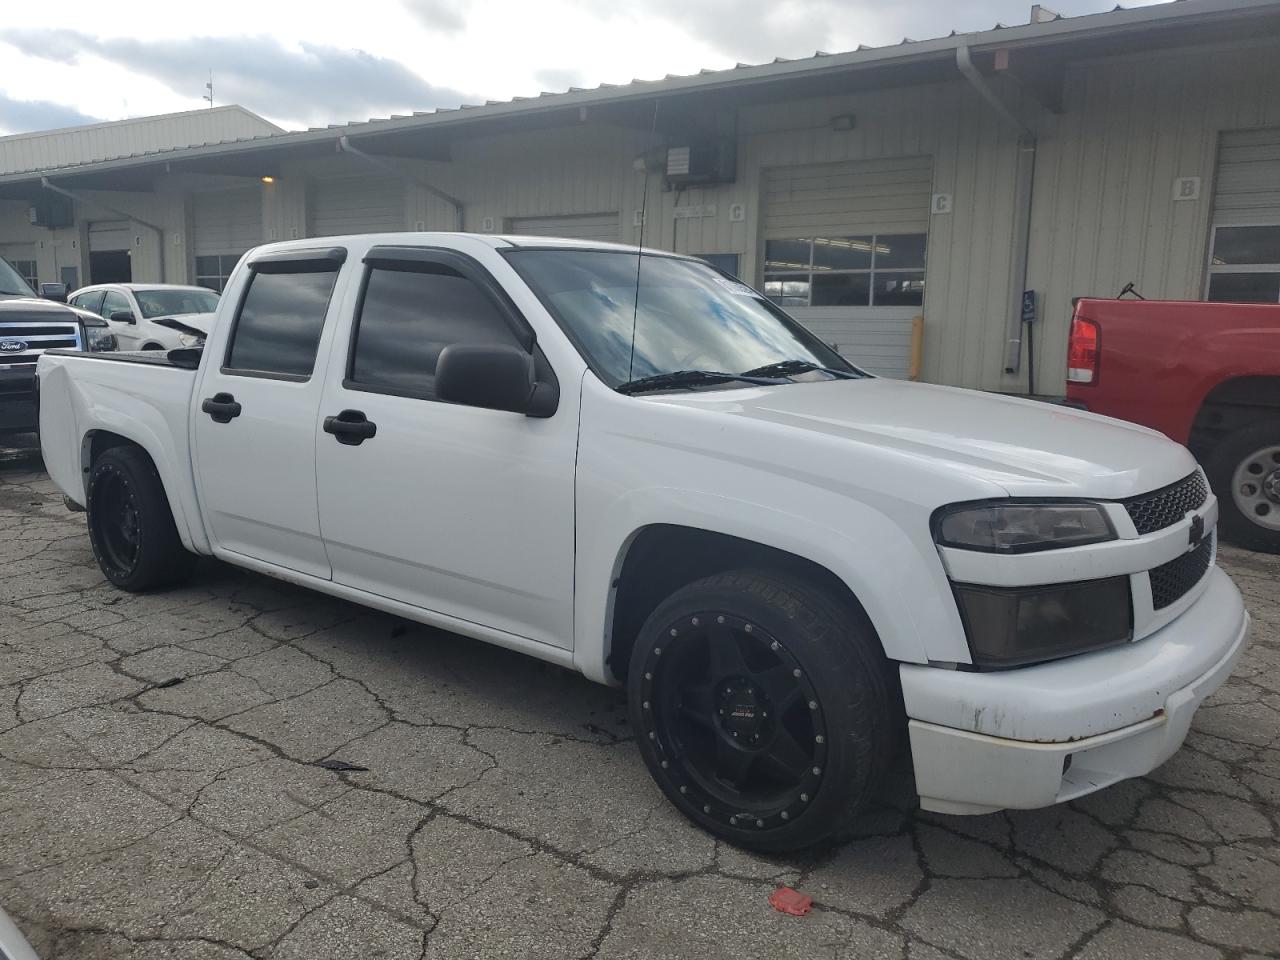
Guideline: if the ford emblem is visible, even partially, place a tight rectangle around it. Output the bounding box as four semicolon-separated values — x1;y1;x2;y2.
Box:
0;338;27;353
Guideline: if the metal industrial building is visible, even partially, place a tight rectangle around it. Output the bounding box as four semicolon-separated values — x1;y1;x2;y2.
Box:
1;0;1278;391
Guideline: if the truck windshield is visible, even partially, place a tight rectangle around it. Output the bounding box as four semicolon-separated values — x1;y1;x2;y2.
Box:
0;258;34;296
135;288;220;318
506;249;861;390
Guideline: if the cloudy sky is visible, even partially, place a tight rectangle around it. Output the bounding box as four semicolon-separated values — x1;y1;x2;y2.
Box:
0;0;1166;135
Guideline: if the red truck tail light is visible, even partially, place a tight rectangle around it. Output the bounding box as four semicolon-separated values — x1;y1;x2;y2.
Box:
1067;317;1099;384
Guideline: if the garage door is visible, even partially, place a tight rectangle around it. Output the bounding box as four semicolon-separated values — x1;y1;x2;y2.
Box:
88;220;131;251
310;175;406;237
507;213;620;243
762;157;933;378
1206;129;1280;303
192;188;262;291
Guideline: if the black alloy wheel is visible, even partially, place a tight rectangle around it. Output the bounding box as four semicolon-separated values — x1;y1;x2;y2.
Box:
87;445;196;591
629;570;896;851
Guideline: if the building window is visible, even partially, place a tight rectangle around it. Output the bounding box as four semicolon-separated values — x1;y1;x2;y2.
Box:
699;254;741;279
763;235;926;308
1206;225;1280;302
9;259;37;291
195;254;243;293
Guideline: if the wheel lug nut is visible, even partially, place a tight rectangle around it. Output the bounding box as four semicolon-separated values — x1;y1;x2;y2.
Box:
643;701;650;710
756;819;764;828
781;811;789;820
812;766;821;776
744;624;753;633
691;617;699;626
679;785;687;794
655;646;663;654
717;616;725;624
730;816;737;826
800;792;809;802
661;760;668;768
645;672;652;680
648;732;656;739
770;641;779;651
703;804;711;813
792;668;801;678
815;735;824;744
808;700;817;710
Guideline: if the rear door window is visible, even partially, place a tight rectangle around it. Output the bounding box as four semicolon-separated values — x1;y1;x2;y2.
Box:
224;268;340;379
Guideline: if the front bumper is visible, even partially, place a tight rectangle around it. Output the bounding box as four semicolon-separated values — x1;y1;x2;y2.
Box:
0;366;37;433
902;567;1250;815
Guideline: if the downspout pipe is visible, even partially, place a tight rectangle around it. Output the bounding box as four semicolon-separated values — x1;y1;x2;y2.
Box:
338;136;465;232
955;46;1037;379
41;176;167;282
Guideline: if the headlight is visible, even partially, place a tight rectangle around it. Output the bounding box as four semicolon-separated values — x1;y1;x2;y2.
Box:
85;326;117;352
953;577;1132;668
176;332;204;348
934;501;1115;554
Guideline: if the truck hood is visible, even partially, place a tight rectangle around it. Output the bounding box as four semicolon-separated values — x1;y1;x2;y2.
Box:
650;378;1196;499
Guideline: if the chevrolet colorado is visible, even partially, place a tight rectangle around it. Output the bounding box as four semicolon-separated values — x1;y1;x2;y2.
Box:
36;234;1250;850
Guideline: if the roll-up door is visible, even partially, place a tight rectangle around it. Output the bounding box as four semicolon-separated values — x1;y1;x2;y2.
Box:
310;175;406;237
761;157;933;378
1206;129;1280;303
193;188;261;257
508;213;620;243
88;220;131;251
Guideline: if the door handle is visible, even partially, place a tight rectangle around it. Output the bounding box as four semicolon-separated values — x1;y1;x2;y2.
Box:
323;409;377;445
201;392;241;423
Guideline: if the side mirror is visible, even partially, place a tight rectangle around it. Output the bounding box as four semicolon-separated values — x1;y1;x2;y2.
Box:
109;310;136;324
38;282;67;302
435;343;558;418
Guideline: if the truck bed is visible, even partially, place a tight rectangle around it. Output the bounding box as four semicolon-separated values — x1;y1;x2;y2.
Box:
36;350;203;541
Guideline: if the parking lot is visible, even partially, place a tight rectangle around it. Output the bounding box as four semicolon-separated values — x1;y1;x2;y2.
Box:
0;434;1276;960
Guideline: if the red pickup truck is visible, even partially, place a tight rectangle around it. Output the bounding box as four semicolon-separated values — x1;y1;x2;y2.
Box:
1066;298;1280;553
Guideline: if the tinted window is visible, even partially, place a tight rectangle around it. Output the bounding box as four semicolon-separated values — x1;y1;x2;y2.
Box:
101;290;131;319
349;265;518;397
226;270;338;377
71;291;105;315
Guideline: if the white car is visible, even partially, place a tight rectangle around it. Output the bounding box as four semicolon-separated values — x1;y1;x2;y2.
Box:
67;283;219;351
0;903;38;960
35;234;1250;851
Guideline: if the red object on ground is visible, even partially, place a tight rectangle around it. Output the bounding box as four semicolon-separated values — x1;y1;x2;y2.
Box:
769;886;813;916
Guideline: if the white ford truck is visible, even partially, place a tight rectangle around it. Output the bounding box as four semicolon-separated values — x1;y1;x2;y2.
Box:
37;234;1250;851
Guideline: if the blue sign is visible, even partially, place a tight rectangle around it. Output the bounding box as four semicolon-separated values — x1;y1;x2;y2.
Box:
1021;290;1037;323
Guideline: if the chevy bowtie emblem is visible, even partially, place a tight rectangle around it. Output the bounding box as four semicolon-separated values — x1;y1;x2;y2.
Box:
1188;513;1205;550
0;338;27;353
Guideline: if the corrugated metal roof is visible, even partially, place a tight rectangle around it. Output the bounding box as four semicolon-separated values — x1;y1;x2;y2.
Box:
0;105;281;176
1;0;1271;184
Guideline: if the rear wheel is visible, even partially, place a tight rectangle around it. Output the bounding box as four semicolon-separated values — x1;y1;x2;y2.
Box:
1206;420;1280;554
87;446;195;590
627;569;895;852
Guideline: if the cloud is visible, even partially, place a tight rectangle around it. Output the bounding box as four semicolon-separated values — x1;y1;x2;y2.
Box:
534;67;585;92
0;29;473;128
0;91;102;135
403;0;470;33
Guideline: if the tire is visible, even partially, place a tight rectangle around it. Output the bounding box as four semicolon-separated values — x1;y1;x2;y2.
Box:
1205;420;1280;554
86;446;196;591
627;569;897;852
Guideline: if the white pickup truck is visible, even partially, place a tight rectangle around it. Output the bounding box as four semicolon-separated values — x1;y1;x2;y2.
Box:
37;234;1250;851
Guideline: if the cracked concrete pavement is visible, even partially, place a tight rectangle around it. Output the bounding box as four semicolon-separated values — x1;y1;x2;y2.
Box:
1;435;1278;960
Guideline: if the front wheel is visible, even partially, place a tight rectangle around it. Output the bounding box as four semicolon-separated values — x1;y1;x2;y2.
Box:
1206;420;1280;554
87;446;196;591
627;570;896;852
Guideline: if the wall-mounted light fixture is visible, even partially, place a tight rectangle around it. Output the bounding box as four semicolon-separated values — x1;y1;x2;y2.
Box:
261;175;276;185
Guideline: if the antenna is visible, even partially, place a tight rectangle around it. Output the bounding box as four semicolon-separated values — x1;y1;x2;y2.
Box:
626;99;660;384
203;70;214;109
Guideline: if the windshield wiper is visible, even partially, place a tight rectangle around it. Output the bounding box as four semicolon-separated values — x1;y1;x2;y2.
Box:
740;358;861;380
617;369;785;395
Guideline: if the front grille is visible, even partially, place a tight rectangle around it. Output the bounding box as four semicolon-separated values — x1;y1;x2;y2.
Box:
1150;532;1214;610
1122;472;1208;535
0;321;81;365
